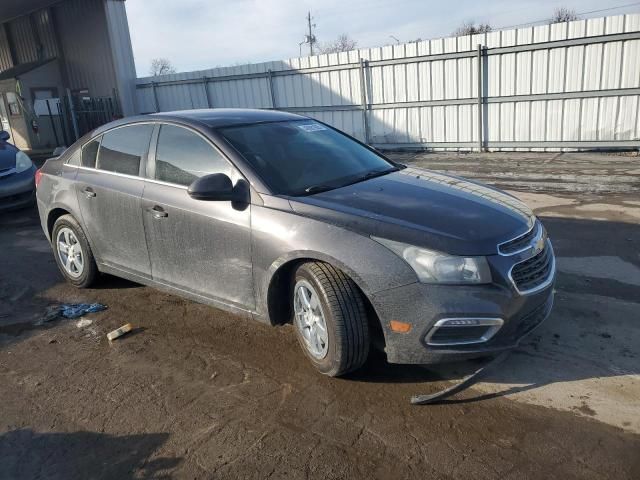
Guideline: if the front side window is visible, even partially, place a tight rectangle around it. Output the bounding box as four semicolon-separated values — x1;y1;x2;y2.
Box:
219;120;396;195
155;124;231;186
82;138;100;168
97;124;154;176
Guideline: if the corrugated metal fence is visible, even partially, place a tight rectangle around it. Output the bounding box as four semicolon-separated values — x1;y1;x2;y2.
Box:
136;14;640;151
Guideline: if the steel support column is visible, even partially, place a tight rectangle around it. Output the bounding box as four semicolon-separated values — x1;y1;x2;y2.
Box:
359;58;370;144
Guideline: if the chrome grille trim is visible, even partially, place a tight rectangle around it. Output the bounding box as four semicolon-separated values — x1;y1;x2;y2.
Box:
508;240;556;295
498;220;541;256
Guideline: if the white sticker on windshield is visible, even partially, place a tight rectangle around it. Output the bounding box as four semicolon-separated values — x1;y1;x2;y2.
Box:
297;123;327;132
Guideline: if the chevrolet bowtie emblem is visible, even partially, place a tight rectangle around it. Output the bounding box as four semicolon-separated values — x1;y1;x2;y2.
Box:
532;236;545;255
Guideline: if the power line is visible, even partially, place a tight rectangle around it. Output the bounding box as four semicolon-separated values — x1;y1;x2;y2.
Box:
495;1;640;30
577;1;640;17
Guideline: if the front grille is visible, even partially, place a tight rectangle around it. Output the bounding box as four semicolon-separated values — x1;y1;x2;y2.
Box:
510;244;553;293
0;168;16;180
499;222;539;255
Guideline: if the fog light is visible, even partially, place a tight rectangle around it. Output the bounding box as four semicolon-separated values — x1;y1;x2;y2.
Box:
425;318;504;346
439;318;483;326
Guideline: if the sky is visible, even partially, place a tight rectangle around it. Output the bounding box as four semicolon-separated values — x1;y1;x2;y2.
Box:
126;0;640;77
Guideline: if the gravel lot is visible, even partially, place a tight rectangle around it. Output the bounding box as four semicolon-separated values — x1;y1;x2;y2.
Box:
1;152;639;479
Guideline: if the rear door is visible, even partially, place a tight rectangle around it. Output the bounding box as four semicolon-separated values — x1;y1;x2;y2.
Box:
141;123;254;310
75;123;154;278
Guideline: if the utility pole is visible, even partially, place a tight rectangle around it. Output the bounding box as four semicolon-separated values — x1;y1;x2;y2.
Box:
306;11;316;55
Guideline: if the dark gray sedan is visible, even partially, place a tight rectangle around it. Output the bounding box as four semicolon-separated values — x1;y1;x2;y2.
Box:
36;109;555;376
0;130;37;211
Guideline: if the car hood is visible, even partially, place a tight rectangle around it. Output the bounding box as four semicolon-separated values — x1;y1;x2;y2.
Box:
0;142;18;170
288;167;534;256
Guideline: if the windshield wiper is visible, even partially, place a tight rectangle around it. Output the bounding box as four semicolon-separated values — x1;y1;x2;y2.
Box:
300;167;399;196
303;184;338;194
342;166;399;187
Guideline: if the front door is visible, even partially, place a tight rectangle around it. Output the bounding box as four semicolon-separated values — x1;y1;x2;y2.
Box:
142;123;254;310
75;123;154;278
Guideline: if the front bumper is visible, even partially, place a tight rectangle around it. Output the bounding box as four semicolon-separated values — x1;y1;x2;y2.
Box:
370;274;555;365
0;165;36;211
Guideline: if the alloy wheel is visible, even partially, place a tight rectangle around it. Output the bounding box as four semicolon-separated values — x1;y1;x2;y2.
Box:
56;227;84;278
294;280;329;359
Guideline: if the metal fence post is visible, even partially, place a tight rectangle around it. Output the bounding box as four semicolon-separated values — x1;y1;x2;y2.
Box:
203;77;212;108
45;98;61;147
66;88;79;141
267;69;277;109
151;82;160;113
476;44;484;152
359;58;371;144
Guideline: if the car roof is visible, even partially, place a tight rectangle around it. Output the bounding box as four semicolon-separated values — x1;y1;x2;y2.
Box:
87;109;310;143
150;108;306;128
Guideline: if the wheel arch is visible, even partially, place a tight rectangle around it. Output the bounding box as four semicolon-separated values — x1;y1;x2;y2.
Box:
47;207;73;238
264;252;386;351
46;206;99;265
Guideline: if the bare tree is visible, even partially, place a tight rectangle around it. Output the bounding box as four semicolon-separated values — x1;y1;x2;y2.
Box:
318;34;358;54
550;7;579;23
149;58;176;76
453;22;492;36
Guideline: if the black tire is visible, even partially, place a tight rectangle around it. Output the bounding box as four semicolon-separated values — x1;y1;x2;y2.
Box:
51;214;99;288
292;262;369;377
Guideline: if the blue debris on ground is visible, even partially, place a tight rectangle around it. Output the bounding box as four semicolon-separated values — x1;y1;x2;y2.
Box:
38;303;108;324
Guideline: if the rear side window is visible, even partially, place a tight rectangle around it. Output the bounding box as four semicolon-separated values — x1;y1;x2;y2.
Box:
82;139;100;168
155;124;231;186
97;124;154;176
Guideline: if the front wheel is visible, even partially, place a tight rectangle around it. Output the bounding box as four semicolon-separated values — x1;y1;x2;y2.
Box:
292;262;369;377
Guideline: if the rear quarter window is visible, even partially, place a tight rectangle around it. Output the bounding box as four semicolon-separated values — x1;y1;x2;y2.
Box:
66;149;81;166
82;138;100;168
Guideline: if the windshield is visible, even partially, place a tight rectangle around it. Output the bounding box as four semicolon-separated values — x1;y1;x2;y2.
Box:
219;120;397;195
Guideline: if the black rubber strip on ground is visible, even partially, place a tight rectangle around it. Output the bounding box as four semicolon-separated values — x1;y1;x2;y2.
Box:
410;351;512;405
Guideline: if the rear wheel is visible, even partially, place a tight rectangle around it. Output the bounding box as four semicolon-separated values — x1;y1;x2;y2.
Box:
52;215;98;288
292;262;369;376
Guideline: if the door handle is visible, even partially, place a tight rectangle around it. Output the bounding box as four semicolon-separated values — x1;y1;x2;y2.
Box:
83;187;96;198
147;205;168;219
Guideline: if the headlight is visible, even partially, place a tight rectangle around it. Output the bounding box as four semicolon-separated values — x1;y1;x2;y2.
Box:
15;151;33;174
372;237;492;284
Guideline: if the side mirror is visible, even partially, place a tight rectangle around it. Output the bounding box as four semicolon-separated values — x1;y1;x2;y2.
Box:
188;173;246;202
0;131;9;142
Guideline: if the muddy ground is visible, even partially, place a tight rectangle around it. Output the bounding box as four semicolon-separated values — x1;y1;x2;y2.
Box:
1;152;639;479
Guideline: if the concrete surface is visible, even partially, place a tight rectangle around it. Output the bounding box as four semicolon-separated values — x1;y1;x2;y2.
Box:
1;152;639;479
394;151;640;435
